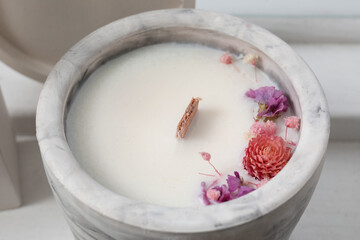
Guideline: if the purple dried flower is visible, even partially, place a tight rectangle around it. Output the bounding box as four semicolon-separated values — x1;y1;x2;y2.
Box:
200;182;233;205
200;172;255;205
200;182;211;205
237;186;255;197
213;185;232;203
246;86;289;119
226;171;242;193
206;189;221;201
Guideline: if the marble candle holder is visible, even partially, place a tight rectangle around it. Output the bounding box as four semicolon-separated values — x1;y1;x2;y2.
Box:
36;9;330;240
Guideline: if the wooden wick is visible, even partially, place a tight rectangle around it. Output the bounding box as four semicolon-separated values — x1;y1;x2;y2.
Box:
176;97;201;138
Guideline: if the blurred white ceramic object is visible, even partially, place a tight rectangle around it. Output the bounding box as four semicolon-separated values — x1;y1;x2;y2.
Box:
0;88;20;211
0;0;194;82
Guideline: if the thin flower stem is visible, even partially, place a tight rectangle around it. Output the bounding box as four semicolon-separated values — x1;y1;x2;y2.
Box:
199;173;216;177
247;181;257;187
232;63;240;72
287;141;297;146
208;179;219;189
208;162;222;176
254;64;258;82
285;127;288;141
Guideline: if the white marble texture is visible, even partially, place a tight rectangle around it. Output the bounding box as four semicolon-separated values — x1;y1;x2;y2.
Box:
35;9;329;239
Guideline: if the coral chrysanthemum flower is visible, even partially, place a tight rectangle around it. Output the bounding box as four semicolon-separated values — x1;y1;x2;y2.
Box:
243;135;292;180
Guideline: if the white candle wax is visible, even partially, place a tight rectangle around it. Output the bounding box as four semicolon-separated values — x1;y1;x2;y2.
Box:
66;43;278;207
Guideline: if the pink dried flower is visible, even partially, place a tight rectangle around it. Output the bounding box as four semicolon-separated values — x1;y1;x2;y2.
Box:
200;172;255;205
206;189;221;201
242;53;258;66
284;116;300;141
199;152;221;176
201;182;232;205
220;52;233;64
285;116;300;129
212;185;233;203
199;152;211;161
250;121;277;137
243;135;292;180
242;53;259;81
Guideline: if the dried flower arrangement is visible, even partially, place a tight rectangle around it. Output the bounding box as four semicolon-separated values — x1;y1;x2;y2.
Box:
199;52;300;205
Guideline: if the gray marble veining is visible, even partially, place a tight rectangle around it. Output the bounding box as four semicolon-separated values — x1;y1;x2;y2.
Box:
36;9;330;239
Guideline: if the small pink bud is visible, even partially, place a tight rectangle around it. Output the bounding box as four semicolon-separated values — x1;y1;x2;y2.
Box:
199;152;211;161
250;121;277;137
285;116;300;129
206;189;221;201
242;53;258;66
220;52;233;64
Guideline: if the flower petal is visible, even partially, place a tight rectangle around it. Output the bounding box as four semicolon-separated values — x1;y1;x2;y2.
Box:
213;185;232;203
226;171;242;193
237;186;255;197
246;86;289;119
243;135;292;180
200;182;211;205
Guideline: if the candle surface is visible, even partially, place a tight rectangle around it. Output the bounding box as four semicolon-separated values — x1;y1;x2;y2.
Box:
66;43;283;207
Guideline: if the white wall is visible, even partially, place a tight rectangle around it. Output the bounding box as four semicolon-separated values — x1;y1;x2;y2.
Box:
196;0;360;17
